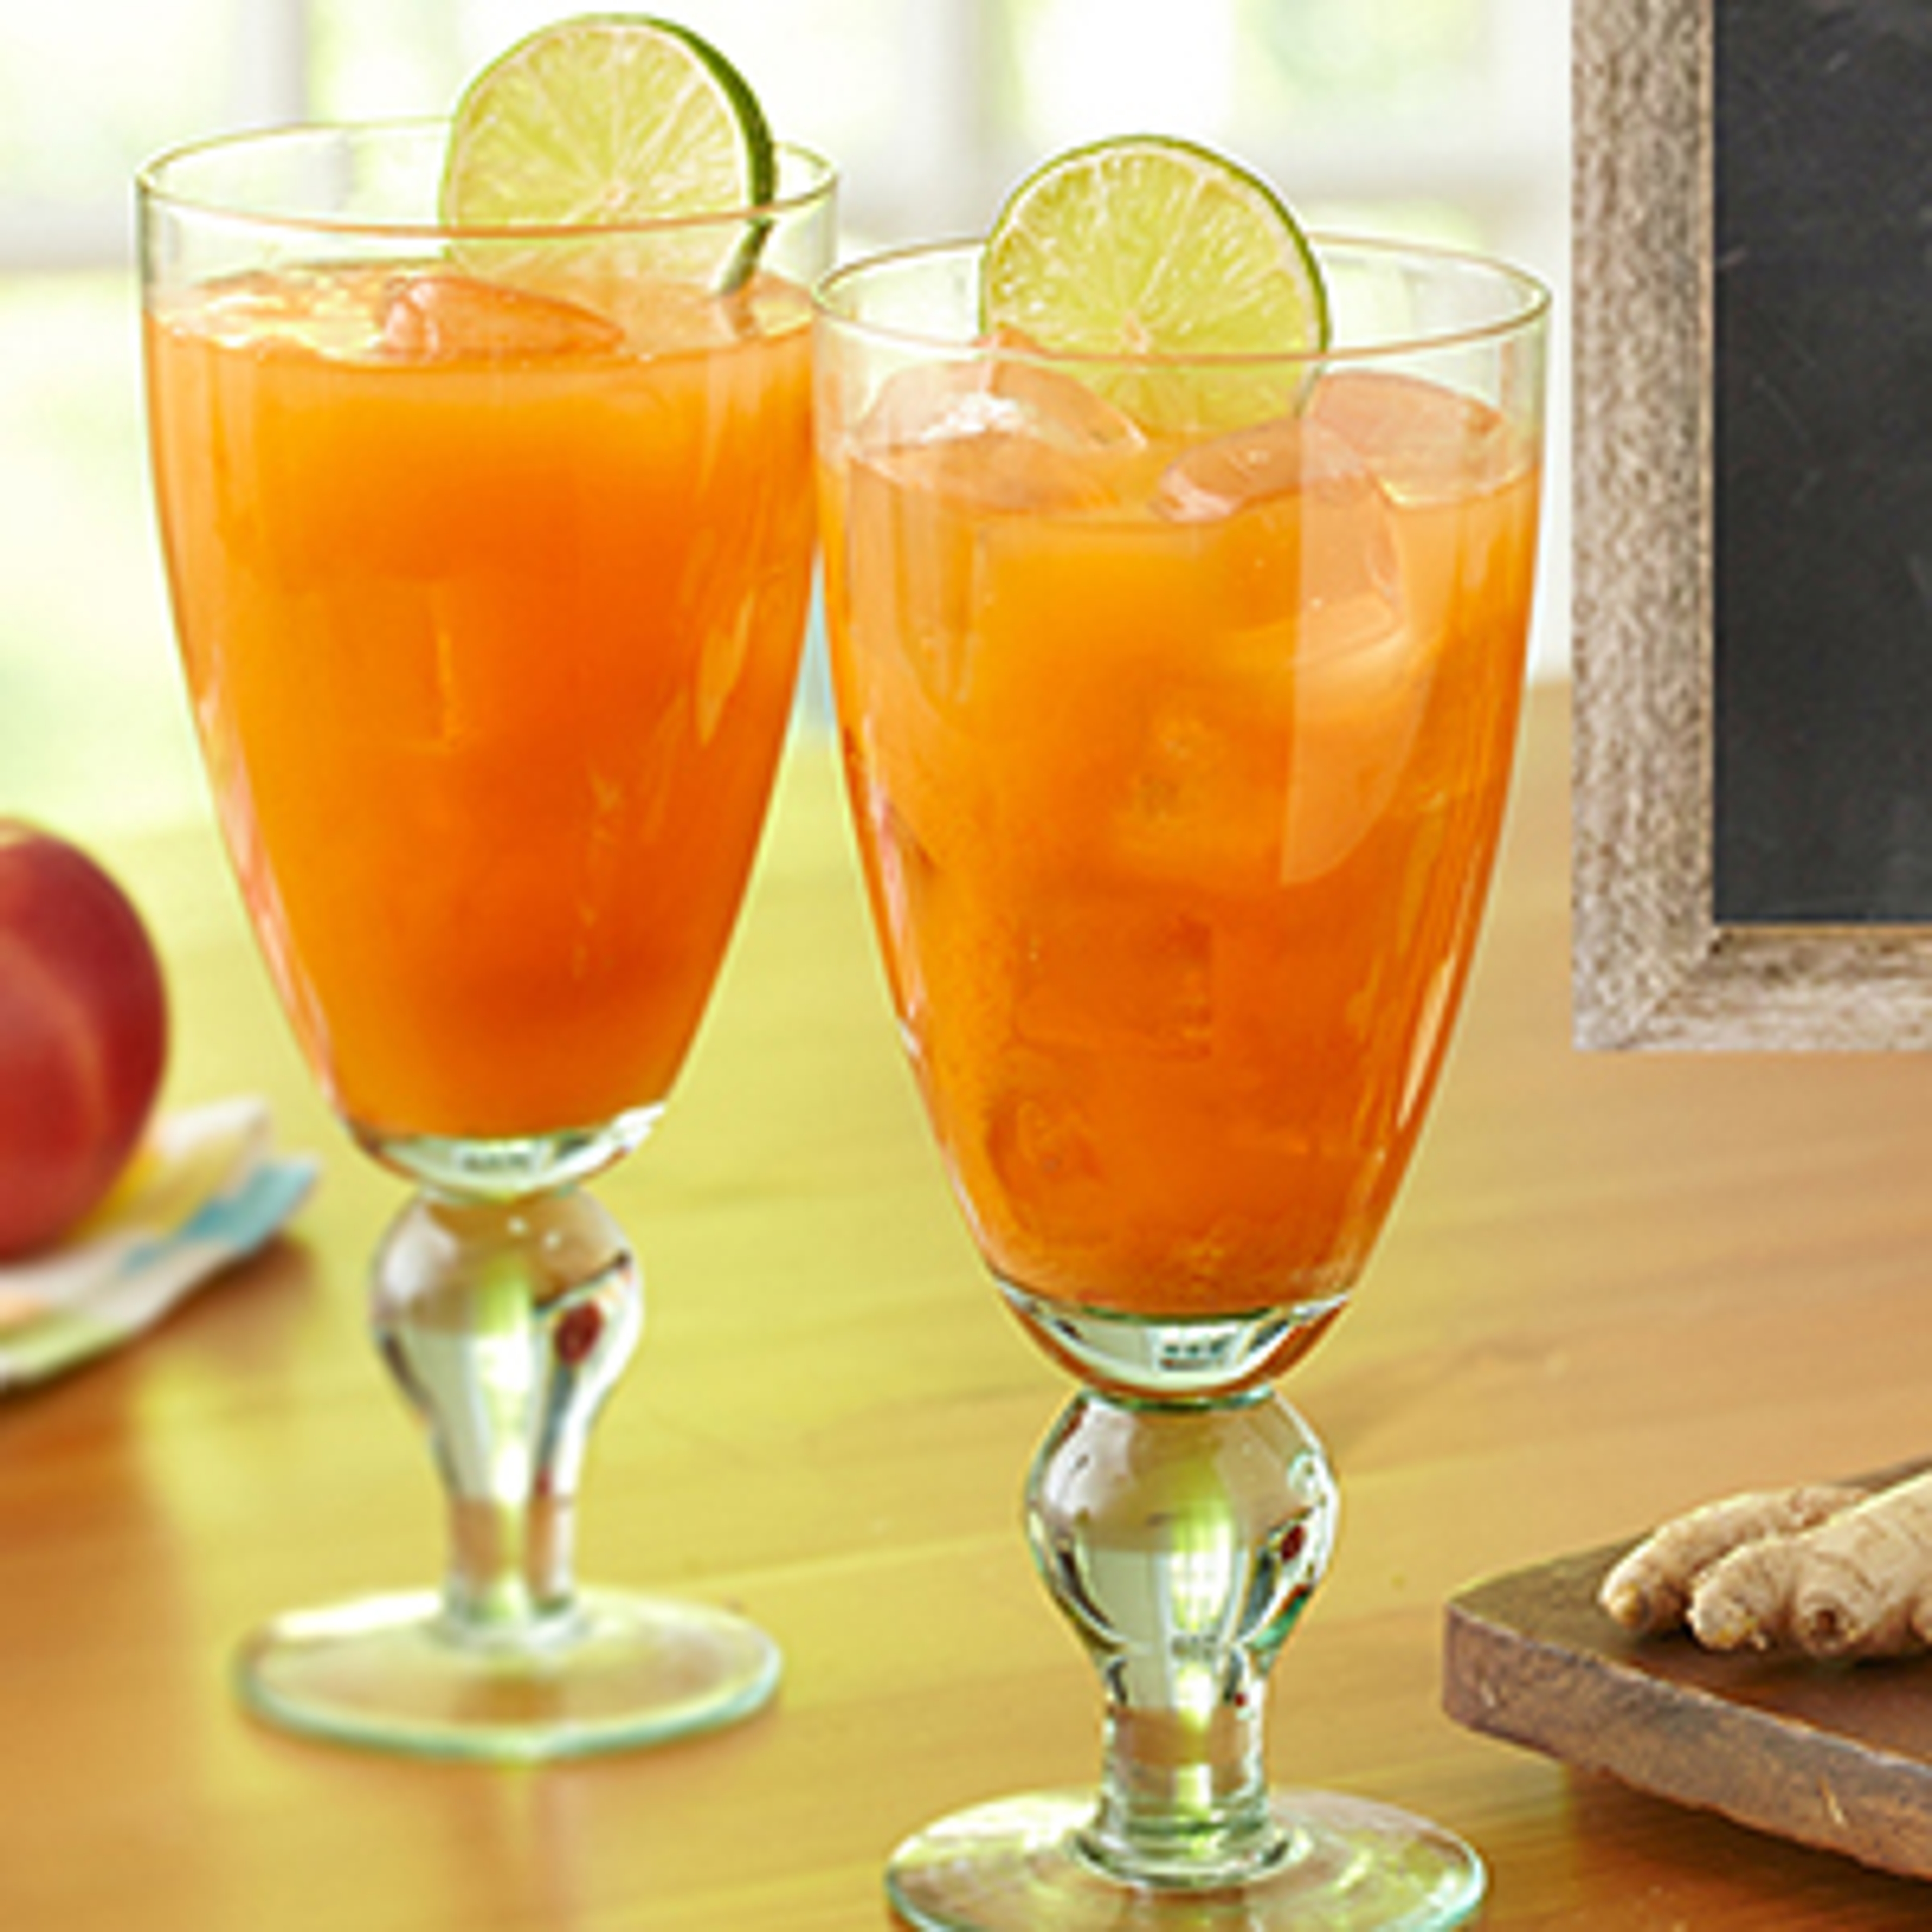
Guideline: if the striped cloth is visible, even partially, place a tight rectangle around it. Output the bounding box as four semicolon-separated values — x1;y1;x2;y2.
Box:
0;1097;316;1391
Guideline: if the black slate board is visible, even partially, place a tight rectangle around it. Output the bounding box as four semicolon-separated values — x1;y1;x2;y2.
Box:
1714;2;1932;922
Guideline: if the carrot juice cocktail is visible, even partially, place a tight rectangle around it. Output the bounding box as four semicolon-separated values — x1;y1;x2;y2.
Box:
148;263;814;1143
818;148;1549;1928
824;269;1540;1325
142;14;837;1763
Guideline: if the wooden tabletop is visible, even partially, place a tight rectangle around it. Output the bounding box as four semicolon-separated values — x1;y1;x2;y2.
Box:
8;682;1932;1929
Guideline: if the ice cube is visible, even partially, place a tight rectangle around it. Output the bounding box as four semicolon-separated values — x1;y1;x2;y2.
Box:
1151;409;1437;883
983;1086;1108;1237
379;272;624;362
1306;369;1517;504
836;357;1146;709
1157;413;1405;655
189;265;397;357
1014;900;1214;1060
1113;694;1292;888
856;353;1145;514
1278;634;1429;884
1155;410;1356;522
863;344;1146;455
1277;564;1437;887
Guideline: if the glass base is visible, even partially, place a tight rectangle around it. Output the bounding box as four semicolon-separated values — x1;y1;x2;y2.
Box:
235;1586;780;1761
355;1105;663;1198
999;1280;1349;1401
886;1788;1484;1930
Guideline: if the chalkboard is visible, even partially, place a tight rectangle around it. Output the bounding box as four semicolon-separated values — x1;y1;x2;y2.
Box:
1573;0;1932;1048
1715;0;1932;923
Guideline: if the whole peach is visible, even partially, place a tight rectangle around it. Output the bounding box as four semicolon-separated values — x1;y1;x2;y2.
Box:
0;823;169;1257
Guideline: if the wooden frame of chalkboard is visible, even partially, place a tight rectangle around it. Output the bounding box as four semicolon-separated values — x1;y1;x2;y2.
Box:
1573;0;1932;1048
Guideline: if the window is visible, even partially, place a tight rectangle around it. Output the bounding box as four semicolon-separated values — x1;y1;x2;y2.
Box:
0;0;1570;835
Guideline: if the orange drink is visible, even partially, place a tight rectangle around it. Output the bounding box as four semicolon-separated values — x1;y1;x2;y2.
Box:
148;263;814;1145
821;255;1542;1324
818;184;1549;1930
140;80;835;1764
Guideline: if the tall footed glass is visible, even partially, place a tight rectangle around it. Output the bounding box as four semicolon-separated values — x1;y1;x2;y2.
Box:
140;122;834;1758
816;237;1547;1924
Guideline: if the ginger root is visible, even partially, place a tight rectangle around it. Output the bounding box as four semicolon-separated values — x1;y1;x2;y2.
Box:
1597;1474;1932;1660
1599;1484;1866;1635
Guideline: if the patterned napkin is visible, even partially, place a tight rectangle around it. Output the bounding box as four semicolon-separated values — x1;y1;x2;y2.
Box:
0;1096;317;1392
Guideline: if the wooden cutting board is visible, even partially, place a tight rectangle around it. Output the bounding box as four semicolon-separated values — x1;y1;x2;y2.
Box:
1443;1533;1932;1881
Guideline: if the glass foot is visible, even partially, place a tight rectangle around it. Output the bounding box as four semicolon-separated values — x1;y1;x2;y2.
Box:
886;1789;1484;1930
236;1586;780;1761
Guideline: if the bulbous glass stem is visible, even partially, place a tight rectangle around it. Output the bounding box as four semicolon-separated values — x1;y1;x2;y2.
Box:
370;1187;641;1645
233;1179;778;1758
1026;1390;1338;1890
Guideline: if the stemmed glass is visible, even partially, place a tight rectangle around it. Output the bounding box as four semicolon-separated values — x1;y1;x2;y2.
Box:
139;121;834;1759
816;236;1547;1925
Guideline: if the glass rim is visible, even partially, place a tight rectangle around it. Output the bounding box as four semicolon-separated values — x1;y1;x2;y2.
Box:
812;231;1552;371
135;115;836;243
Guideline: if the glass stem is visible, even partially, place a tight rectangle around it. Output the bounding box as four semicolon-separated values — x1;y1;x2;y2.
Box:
369;1188;642;1642
1026;1387;1338;1887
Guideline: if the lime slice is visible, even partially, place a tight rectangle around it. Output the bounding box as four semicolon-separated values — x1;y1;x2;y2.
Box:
983;136;1329;433
441;14;777;290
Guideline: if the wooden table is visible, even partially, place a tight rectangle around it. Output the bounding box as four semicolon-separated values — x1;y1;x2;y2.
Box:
8;684;1932;1928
